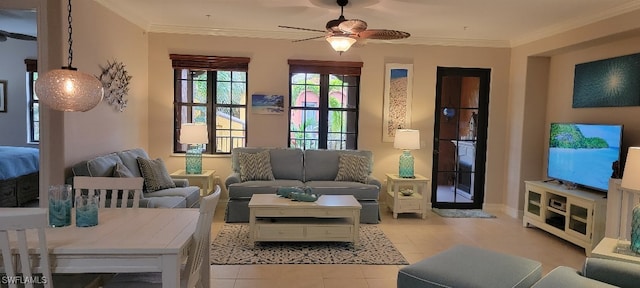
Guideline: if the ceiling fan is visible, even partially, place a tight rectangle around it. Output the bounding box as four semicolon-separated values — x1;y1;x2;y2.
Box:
279;0;410;53
0;29;36;42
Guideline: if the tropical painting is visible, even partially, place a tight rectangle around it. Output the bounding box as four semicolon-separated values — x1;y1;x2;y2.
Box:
382;64;413;142
251;94;284;114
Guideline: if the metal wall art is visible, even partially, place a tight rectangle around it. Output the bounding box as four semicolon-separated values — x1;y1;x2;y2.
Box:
573;53;640;108
98;60;132;112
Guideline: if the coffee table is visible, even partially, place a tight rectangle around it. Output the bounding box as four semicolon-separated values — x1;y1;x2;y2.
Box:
248;194;361;247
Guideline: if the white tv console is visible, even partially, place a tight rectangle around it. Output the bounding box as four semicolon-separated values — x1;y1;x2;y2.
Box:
523;180;607;256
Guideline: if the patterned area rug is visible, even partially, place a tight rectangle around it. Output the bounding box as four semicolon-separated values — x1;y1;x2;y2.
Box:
210;224;409;265
432;208;496;218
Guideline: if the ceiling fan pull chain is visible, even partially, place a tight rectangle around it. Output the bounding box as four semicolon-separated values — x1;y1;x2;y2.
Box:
67;0;73;68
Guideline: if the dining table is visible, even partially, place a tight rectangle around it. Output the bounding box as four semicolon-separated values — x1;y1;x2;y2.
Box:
7;207;206;288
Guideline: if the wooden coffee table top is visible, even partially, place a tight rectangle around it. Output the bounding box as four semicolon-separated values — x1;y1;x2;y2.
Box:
249;194;361;209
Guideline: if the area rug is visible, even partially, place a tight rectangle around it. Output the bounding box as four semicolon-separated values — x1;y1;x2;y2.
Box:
432;208;496;218
210;224;409;265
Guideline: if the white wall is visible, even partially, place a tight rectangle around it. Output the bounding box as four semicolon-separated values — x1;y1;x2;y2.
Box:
0;37;37;146
147;33;512;205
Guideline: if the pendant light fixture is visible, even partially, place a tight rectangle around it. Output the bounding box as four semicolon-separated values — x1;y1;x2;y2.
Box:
35;0;103;112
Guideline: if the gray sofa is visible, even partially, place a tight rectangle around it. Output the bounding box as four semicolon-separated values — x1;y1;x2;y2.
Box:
70;148;200;208
224;147;381;223
397;244;640;288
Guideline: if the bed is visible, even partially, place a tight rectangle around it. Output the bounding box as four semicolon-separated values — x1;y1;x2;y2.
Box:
0;146;39;207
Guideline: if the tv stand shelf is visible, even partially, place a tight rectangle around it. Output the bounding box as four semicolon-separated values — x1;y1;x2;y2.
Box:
523;180;607;256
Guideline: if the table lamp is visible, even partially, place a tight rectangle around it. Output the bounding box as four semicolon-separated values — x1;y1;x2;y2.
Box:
179;123;208;174
394;129;420;178
621;146;640;253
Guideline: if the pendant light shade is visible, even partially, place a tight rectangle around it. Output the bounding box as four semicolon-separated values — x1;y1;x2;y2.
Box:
35;0;104;112
326;35;357;53
36;68;103;112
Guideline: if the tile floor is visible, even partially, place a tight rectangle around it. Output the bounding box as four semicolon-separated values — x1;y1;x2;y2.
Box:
209;203;587;288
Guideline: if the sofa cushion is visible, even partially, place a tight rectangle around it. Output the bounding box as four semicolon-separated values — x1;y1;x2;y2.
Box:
86;153;122;177
136;157;176;192
335;153;369;183
304;150;373;181
532;266;615;288
145;196;187;208
112;162;135;178
238;150;275;181
232;148;304;181
117;148;149;177
305;181;379;200
228;180;305;199
144;186;200;208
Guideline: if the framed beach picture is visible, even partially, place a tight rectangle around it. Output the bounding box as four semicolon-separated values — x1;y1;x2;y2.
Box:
0;80;6;112
251;94;284;114
382;64;413;142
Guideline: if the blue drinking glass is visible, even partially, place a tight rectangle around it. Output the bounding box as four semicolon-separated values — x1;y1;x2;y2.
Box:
75;194;99;227
48;185;72;227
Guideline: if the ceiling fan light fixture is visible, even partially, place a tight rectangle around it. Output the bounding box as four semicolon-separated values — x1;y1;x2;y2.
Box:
326;35;356;53
35;0;103;112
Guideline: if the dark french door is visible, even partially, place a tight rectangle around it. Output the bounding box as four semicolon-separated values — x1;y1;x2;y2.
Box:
432;67;490;209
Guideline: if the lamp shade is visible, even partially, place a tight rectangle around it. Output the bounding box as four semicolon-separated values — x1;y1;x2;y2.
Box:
326;35;357;52
394;129;420;150
622;147;640;191
35;68;104;112
179;123;208;144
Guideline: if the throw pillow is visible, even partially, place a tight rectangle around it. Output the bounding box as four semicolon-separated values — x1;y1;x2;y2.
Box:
112;162;135;178
238;150;275;182
335;153;369;183
136;157;176;192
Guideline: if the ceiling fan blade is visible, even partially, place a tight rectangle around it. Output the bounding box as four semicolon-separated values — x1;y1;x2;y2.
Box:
278;25;326;33
358;29;410;40
0;29;36;41
338;19;367;34
292;35;326;42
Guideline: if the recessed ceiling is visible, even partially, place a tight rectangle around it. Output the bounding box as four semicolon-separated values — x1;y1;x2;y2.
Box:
95;0;640;47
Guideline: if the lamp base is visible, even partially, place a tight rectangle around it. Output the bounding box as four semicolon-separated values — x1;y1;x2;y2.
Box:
632;204;640;253
399;150;415;178
185;144;202;175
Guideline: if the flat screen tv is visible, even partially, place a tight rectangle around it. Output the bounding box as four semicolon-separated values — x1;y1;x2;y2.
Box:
547;123;623;192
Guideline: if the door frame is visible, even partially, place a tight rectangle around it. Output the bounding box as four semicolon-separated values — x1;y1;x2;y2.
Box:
432;67;491;209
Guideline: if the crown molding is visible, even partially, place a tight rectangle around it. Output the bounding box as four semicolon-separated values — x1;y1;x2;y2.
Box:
94;0;150;31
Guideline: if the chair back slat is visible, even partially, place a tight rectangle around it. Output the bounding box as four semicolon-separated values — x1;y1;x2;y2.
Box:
183;185;221;288
0;208;52;288
74;177;144;208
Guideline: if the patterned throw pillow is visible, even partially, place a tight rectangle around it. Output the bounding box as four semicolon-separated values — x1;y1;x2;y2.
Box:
136;157;176;192
112;162;134;178
238;150;275;182
335;154;369;183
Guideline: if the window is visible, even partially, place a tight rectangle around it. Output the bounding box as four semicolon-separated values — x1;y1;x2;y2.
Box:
170;54;250;154
25;59;38;143
288;60;362;150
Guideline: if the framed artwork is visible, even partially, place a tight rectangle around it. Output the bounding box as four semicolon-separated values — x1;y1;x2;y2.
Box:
573;53;640;108
382;63;413;142
0;80;6;112
251;94;284;114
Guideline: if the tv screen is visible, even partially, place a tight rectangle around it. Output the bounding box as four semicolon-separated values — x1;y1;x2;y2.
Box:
547;123;623;192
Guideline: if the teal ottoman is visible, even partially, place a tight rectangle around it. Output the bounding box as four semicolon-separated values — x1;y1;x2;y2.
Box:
397;245;542;288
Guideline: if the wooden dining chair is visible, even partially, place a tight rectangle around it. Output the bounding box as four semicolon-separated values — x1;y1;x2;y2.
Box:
73;176;144;208
102;185;222;288
0;208;103;288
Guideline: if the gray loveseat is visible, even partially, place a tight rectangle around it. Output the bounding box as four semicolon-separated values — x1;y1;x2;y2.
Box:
224;147;381;223
70;148;201;208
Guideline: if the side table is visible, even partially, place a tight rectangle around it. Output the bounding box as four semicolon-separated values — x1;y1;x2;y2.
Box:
592;237;640;265
170;169;216;197
386;173;430;219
